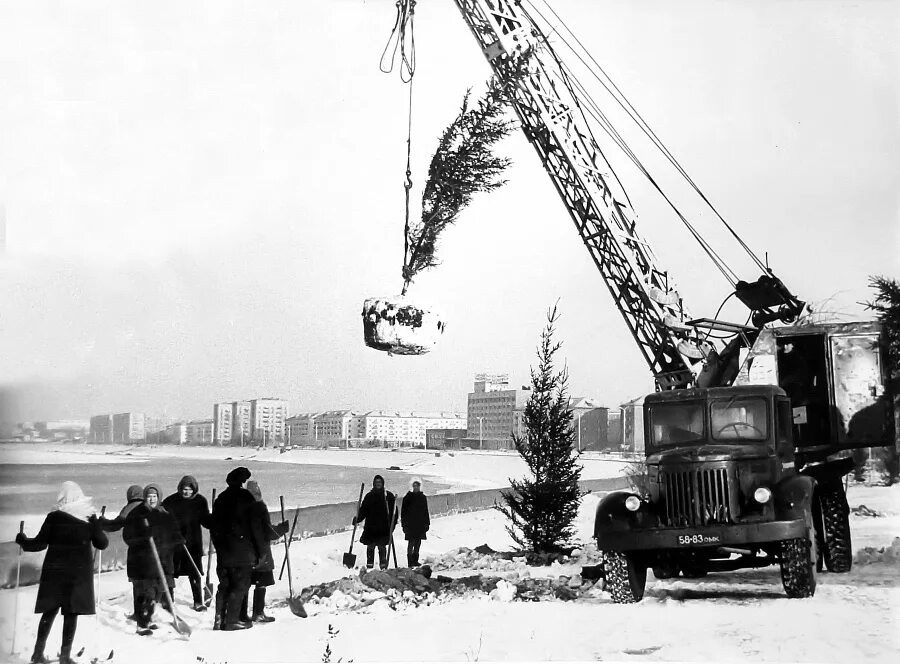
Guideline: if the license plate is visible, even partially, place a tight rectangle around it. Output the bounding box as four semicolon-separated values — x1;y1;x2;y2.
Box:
676;533;721;546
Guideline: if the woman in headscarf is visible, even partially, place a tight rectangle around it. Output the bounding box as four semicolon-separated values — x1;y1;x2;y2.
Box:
241;480;289;623
100;484;144;533
353;475;396;570
122;484;184;635
16;481;107;664
162;475;212;611
400;477;430;567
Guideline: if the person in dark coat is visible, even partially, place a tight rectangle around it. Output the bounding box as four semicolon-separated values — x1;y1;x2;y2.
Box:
400;477;430;567
239;480;289;623
210;466;263;631
99;484;144;533
353;474;396;570
162;475;212;611
122;484;184;635
16;481;108;664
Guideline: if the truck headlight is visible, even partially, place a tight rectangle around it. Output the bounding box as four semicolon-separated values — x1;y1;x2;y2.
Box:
753;487;772;504
624;495;642;512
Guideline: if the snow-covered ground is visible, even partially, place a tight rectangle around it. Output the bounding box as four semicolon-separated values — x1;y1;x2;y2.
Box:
0;482;897;663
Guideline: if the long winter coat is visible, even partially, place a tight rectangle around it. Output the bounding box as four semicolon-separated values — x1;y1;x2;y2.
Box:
162;477;211;577
248;501;289;573
210;486;263;568
122;504;184;582
357;489;396;546
19;511;108;615
400;491;430;541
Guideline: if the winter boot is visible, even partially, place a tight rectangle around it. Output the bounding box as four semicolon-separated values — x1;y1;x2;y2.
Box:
189;576;206;611
251;587;275;623
58;613;78;664
212;590;225;631
238;593;253;625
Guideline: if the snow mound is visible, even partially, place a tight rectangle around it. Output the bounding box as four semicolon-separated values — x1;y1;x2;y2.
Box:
854;537;900;565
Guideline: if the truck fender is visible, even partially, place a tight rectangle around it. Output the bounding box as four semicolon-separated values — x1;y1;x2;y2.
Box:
593;491;658;538
772;474;817;522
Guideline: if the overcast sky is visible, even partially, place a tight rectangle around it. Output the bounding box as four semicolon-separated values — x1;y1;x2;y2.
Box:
1;0;897;422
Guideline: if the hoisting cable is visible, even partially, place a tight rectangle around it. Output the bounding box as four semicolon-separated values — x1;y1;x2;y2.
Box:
524;4;740;287
526;0;769;274
380;0;417;286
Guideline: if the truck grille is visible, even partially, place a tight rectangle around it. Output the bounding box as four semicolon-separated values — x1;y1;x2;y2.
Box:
660;467;735;527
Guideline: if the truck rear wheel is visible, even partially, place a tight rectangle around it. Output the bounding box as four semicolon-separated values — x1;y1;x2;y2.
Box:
818;482;852;573
604;551;647;604
780;513;817;598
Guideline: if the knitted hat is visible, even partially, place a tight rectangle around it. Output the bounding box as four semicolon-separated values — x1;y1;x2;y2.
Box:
226;466;252;486
126;484;143;502
143;483;161;505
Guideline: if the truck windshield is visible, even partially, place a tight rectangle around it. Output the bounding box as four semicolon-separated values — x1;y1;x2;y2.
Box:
649;402;705;448
711;396;768;441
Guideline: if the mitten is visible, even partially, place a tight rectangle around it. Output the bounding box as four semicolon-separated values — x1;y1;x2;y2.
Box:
15;532;26;546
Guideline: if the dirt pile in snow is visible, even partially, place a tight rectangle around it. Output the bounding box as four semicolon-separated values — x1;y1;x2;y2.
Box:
854;536;900;565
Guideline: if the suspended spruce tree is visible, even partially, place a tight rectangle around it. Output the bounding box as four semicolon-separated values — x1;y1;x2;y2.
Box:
362;67;522;356
497;304;585;557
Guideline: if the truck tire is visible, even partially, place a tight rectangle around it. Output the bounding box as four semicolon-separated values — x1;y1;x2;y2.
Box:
780;513;817;598
818;483;852;573
604;551;647;604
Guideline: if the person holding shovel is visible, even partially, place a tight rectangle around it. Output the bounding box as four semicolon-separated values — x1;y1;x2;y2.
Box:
352;475;396;570
210;466;262;631
162;475;212;611
239;480;290;623
400;477;430;567
15;481;108;664
123;484;184;635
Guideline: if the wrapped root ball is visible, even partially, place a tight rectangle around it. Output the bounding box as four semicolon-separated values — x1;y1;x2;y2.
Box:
362;295;445;355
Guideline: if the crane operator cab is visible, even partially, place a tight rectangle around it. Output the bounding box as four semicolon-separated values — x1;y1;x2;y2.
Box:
594;385;817;604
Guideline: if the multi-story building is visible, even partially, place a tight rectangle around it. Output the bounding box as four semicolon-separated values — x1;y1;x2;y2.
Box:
357;411;467;447
212;403;233;444
165;422;187;445
231;401;252;443
250;398;288;444
186;419;213;445
286;413;319;446
607;411;623;449
467;374;530;449
89;414;114;443
113;412;145;444
621;396;646;454
315;410;358;444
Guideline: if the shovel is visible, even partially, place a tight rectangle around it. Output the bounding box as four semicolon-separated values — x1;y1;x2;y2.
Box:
278;508;301;581
279;496;307;618
203;488;216;607
143;519;191;637
181;543;213;605
342;483;365;568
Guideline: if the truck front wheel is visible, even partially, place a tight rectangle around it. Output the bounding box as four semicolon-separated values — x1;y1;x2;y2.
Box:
604;551;647;604
818;481;852;573
780;512;817;598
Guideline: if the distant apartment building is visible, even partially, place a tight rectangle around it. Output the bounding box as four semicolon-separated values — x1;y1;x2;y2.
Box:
250;398;288;443
89;414;114;443
315;410;359;444
144;415;174;444
36;420;89;441
286;413;318;446
112;412;145;444
231;401;251;443
467;374;530;449
212;403;233;444
621;396;646;453
425;428;468;450
355;411;466;447
186;419;213;445
166;422;187;445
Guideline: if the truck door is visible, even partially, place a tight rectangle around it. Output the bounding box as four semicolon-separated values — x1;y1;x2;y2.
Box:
829;333;890;446
776;334;832;448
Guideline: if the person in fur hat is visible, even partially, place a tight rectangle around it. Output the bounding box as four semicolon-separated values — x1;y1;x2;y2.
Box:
353;474;396;570
162;475;212;611
122;484;184;635
400;477;430;567
16;482;108;664
210;466;262;631
239;480;289;623
100;484;144;533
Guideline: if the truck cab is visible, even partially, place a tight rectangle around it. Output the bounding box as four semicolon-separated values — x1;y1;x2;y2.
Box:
595;385;818;603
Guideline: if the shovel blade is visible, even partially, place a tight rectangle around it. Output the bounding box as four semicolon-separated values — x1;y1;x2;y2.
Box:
289;596;307;618
174;616;193;636
342;552;357;569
